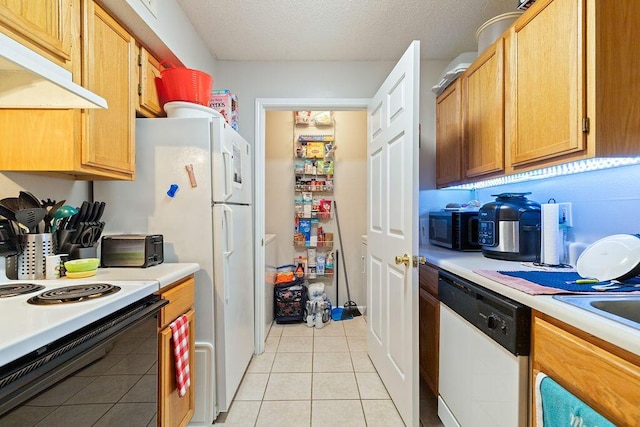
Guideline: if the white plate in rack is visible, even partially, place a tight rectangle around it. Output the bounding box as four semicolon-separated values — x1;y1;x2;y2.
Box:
576;234;640;281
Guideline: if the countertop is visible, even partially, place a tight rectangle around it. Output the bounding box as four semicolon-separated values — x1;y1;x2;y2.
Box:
0;262;199;366
420;245;640;356
84;262;200;290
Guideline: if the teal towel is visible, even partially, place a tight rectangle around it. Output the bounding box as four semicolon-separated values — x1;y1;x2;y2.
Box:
536;373;616;427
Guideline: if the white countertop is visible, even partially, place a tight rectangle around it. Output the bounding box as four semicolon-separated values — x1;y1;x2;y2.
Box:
420;245;640;356
87;262;200;290
0;262;199;366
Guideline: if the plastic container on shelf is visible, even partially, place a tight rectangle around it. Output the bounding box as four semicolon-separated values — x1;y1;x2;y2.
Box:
475;12;523;54
164;101;223;119
155;61;213;108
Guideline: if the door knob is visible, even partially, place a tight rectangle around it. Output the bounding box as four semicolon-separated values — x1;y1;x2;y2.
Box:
395;253;410;267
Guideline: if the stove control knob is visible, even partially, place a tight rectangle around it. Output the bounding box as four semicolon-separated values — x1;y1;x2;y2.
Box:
487;315;499;330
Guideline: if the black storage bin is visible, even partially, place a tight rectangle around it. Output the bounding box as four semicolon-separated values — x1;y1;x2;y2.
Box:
274;278;308;324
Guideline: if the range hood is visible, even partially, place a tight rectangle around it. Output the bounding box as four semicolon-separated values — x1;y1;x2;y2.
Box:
0;32;107;109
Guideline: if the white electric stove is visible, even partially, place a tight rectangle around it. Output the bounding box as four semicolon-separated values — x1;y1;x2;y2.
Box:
0;278;159;366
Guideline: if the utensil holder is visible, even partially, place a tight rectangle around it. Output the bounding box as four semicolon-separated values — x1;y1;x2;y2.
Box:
18;233;54;280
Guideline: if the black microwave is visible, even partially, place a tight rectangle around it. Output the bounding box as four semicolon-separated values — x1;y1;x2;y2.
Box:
428;210;482;251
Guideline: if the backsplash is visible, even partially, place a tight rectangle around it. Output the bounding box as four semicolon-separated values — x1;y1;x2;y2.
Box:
420;163;640;245
0;173;89;206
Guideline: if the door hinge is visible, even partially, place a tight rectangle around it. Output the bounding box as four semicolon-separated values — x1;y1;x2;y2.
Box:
138;54;142;67
138;83;142;96
582;117;590;133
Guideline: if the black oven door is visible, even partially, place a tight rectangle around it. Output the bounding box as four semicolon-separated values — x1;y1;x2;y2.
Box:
0;295;167;426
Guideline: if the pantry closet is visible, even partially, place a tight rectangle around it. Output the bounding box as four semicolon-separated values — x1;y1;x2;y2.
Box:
265;110;367;316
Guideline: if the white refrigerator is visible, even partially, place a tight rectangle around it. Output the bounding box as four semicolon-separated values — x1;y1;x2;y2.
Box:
94;110;254;424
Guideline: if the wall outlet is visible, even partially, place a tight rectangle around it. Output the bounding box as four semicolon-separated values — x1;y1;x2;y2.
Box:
558;202;573;227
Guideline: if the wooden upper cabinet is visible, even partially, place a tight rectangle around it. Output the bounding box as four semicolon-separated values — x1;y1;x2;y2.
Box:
0;0;73;67
137;46;165;118
0;1;136;180
463;37;505;179
508;0;585;168
507;0;640;171
435;79;463;187
82;0;136;177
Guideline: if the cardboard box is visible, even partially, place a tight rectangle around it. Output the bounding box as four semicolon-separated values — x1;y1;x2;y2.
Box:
210;89;238;130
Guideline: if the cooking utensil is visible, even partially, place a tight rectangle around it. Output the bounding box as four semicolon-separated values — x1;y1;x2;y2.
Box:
43;200;66;233
69;201;90;229
84;202;97;224
0;219;21;257
40;198;56;208
592;281;623;291
0;197;22;216
78;225;102;247
5;255;18;280
15;208;46;234
51;205;78;233
0;204;17;222
19;191;41;209
94;201;106;223
576;234;640;282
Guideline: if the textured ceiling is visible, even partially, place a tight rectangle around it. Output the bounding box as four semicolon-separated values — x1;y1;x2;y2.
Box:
175;0;520;61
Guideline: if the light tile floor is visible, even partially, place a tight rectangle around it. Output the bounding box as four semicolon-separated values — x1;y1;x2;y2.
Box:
214;316;442;426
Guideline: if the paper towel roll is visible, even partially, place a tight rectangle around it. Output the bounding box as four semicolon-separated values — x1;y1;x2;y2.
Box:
541;204;560;265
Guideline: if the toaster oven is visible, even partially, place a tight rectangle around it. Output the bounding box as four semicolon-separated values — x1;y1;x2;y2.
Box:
100;234;164;268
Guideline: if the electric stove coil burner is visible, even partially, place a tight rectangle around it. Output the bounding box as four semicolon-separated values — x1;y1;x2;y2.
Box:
27;284;121;305
0;283;46;298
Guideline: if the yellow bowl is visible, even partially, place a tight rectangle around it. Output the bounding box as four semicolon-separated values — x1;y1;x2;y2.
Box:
66;269;97;279
64;258;100;273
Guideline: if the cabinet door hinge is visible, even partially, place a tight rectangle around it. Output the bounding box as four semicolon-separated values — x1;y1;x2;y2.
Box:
582;117;590;133
138;83;143;96
138;54;142;67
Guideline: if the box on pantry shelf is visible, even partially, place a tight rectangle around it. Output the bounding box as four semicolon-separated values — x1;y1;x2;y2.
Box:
209;89;238;130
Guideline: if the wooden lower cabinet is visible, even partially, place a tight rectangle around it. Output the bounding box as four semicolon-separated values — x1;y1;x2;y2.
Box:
419;263;439;395
531;311;640;426
158;277;196;427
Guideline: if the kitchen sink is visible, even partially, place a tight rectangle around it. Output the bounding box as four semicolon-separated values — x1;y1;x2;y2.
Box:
553;295;640;330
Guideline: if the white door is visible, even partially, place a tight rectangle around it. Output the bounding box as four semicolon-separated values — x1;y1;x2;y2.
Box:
367;41;420;426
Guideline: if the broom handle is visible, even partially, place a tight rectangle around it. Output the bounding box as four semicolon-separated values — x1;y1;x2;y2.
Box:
333;201;352;302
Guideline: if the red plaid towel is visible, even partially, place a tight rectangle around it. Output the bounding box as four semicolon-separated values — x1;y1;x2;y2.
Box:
169;314;190;397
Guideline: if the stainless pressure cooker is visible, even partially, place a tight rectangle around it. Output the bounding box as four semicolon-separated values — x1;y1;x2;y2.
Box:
478;192;541;261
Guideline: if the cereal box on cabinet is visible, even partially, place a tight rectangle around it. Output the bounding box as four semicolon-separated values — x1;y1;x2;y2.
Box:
209;89;238;130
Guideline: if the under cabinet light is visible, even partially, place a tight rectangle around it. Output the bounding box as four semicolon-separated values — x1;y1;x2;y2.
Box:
445;157;640;190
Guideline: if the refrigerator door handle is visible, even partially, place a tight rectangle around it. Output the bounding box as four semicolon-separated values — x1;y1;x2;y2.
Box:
222;149;233;201
223;205;234;302
223;205;234;255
